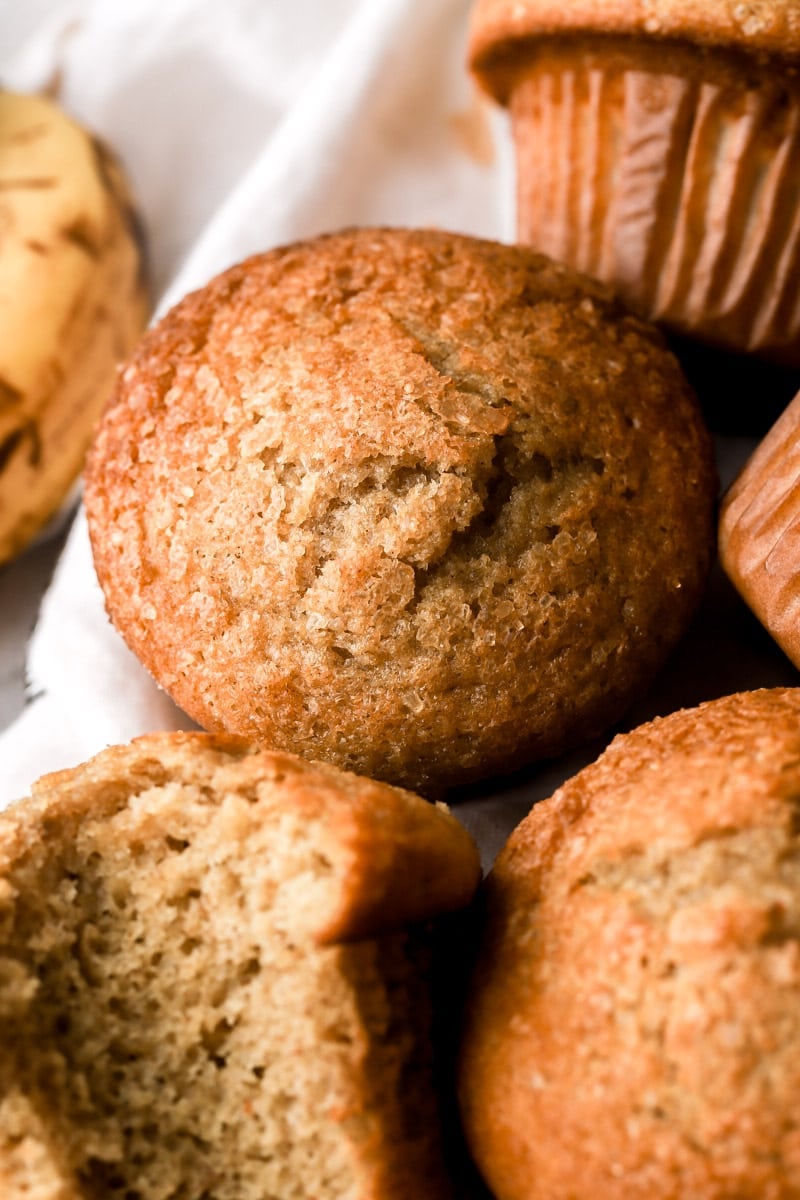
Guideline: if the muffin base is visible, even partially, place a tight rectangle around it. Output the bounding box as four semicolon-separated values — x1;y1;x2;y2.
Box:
510;37;800;363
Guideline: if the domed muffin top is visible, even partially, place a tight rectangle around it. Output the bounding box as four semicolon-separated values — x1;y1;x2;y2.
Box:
85;227;716;793
460;687;800;1200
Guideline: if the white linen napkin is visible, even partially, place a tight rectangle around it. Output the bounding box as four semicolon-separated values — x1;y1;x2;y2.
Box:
0;0;513;807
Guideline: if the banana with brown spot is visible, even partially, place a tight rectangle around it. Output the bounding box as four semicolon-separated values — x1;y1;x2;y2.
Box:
0;90;149;564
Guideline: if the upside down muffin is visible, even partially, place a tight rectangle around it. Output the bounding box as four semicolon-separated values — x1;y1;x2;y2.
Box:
720;389;800;668
84;227;717;793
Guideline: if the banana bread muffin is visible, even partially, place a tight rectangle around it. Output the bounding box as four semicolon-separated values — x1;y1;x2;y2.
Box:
0;731;481;1200
84;227;717;793
459;687;800;1200
469;0;800;364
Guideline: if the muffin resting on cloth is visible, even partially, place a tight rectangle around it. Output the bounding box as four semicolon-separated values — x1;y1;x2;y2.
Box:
720;389;800;669
85;227;716;794
459;687;800;1200
468;0;800;365
0;731;480;1200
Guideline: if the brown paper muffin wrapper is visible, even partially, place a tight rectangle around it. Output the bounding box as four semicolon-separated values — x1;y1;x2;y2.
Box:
720;390;800;665
511;43;800;364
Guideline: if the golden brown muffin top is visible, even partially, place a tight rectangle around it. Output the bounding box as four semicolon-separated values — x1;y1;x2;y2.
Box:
2;731;481;945
460;687;800;1200
470;0;800;99
499;687;800;875
85;227;716;794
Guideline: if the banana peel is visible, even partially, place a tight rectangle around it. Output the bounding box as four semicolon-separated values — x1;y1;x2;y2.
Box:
0;90;149;565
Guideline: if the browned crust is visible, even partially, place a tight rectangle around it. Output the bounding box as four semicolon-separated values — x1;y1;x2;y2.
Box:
0;730;476;1199
2;731;481;944
469;0;800;98
84;227;717;794
459;688;800;1200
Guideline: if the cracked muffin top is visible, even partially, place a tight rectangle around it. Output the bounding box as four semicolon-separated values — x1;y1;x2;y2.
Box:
84;227;716;794
459;687;800;1199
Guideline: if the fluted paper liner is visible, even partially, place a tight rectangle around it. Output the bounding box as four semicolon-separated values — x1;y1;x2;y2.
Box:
721;390;800;666
512;52;800;363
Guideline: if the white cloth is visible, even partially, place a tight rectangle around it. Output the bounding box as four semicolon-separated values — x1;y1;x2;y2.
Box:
0;0;513;808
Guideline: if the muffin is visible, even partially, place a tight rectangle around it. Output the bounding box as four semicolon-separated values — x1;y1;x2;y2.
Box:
0;89;148;564
719;388;800;666
0;731;481;1200
84;227;717;794
459;687;800;1200
468;0;800;365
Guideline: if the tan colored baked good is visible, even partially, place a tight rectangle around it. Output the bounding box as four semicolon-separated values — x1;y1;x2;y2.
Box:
0;730;481;1200
0;89;149;564
459;687;800;1200
720;390;800;667
469;0;800;365
84;227;716;794
470;0;800;60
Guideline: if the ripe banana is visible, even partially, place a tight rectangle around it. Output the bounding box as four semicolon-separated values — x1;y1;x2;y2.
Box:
0;89;149;565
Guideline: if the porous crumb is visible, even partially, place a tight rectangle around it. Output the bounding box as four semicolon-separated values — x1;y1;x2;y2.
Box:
0;732;481;1199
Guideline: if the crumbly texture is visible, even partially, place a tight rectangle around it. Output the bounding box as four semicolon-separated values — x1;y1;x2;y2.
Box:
720;391;800;667
469;0;800;96
0;731;481;1200
459;688;800;1200
84;227;716;794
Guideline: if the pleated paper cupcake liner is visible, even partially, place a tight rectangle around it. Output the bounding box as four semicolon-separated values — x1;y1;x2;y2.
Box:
512;50;800;363
720;390;800;664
